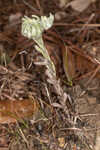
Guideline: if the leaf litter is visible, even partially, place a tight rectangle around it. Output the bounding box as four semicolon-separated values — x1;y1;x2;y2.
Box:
0;0;100;150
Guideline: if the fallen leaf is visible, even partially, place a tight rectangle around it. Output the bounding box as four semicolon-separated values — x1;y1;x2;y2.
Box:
59;0;69;8
0;99;39;124
66;0;96;12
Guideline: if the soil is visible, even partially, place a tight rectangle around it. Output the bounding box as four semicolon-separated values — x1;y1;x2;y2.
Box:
0;0;100;150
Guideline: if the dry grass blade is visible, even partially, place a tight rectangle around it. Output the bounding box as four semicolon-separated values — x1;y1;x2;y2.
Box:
17;122;29;149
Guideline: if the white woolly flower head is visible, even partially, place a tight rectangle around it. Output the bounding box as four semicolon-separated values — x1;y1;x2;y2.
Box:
22;13;54;40
41;13;54;30
22;15;43;40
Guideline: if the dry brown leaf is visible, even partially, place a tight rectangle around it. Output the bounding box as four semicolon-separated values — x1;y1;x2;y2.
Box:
62;45;97;81
66;0;96;12
0;99;39;124
59;0;69;8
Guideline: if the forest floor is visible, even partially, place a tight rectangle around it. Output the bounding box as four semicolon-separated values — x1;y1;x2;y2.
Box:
0;0;100;150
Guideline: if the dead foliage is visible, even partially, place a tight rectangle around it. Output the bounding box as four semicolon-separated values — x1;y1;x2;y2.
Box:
0;0;100;150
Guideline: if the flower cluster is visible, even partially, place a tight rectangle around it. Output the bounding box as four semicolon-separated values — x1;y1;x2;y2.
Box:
22;13;54;40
